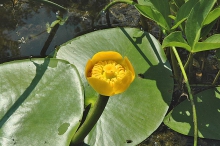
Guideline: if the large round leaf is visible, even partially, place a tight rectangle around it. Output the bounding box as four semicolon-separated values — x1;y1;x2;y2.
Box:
56;27;173;145
0;58;84;146
164;87;220;140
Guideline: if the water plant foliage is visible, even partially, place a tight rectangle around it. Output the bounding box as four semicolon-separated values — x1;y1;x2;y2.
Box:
56;28;173;145
1;0;220;145
0;28;173;145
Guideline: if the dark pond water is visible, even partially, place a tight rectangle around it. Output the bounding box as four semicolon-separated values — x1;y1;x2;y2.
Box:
1;0;220;146
0;0;140;62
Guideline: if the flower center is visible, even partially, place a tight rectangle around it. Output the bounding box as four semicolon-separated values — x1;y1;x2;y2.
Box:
91;60;126;86
103;64;116;78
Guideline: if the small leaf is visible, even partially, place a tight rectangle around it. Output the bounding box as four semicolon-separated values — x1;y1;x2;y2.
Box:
185;0;216;48
193;34;220;52
138;0;171;27
169;15;176;20
172;0;199;30
135;4;170;30
46;22;51;33
164;87;220;140
162;31;191;51
136;0;171;30
56;16;69;25
203;6;220;26
50;20;60;28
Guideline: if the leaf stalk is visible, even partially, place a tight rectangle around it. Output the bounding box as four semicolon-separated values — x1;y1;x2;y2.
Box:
171;46;198;146
102;0;136;12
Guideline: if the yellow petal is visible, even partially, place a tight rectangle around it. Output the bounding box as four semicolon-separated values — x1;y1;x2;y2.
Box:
113;70;133;94
122;57;135;81
87;77;115;96
91;51;123;64
85;59;94;77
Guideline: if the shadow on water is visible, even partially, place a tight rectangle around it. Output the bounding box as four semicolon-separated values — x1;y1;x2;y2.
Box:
120;27;173;105
0;58;50;129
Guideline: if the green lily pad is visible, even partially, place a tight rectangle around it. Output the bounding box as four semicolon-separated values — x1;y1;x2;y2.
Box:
164;87;220;140
56;27;173;145
0;58;84;146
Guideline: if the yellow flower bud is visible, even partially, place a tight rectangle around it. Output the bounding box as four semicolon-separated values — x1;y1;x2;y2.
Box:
85;51;135;96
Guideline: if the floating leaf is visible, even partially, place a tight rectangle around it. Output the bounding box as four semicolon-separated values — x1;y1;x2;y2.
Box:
164;87;220;140
0;58;84;146
56;27;173;145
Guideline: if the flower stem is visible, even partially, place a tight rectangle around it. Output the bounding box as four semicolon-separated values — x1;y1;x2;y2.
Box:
32;0;67;11
94;0;136;26
171;47;198;146
71;94;109;145
212;70;220;85
102;0;136;12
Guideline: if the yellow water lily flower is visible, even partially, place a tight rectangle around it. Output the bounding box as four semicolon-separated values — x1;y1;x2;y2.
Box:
85;51;135;96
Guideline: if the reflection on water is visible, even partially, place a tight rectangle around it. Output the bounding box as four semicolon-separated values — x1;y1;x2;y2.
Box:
0;0;107;62
0;0;140;63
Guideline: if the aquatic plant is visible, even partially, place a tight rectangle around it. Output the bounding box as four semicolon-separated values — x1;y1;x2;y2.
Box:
1;0;220;146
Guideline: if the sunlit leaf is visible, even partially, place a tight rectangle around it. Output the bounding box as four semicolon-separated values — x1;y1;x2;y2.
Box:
193;34;220;52
0;58;84;146
162;31;191;51
56;27;173;145
135;0;171;30
185;0;216;48
203;6;220;26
